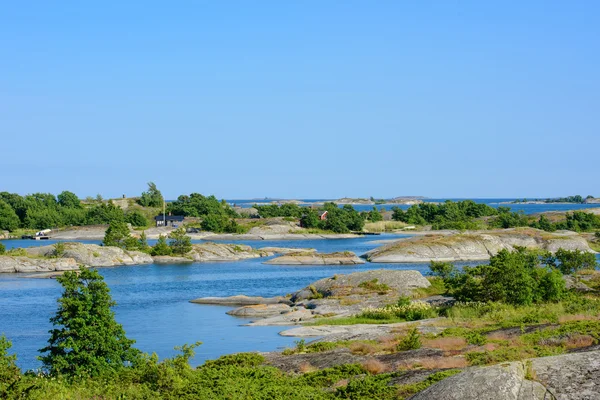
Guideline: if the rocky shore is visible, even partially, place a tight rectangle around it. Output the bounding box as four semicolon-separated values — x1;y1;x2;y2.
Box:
191;269;432;326
0;242;317;273
363;228;595;263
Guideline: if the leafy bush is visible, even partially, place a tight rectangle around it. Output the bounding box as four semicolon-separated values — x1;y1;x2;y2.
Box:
391;200;497;229
397;328;422;351
360;302;436;321
0;243;5;255
442;248;570;305
125;210;149;227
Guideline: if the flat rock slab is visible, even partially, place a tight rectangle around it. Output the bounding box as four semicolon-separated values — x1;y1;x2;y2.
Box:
226;303;292;317
412;350;600;400
247;309;313;326
264;252;365;265
279;318;445;341
25;242;153;267
190;295;291;306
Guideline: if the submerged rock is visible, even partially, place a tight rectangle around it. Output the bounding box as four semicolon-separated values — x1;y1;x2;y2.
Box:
364;228;594;263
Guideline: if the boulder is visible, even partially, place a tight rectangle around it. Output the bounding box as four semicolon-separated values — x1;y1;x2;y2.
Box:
264;251;365;265
364;229;594;263
291;269;430;302
411;350;600;400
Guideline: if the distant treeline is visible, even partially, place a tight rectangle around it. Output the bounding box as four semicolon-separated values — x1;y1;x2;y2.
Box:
513;195;595;204
391;200;498;230
389;200;600;232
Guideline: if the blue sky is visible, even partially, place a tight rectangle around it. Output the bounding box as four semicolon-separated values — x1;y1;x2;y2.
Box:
1;1;598;199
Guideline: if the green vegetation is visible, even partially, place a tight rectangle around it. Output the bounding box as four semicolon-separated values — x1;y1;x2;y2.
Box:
151;235;172;256
168;228;192;255
358;279;391;293
255;203;304;218
102;220;132;248
396;328;422;351
432;248;580;305
391;200;497;229
493;210;600;232
39;267;140;377
137;182;164;208
0;243;5;255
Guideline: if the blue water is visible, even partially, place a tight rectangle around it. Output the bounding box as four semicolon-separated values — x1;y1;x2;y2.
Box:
0;234;437;371
228;198;600;214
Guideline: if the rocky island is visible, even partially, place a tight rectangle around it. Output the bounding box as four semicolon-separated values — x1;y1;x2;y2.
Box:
363;228;594;263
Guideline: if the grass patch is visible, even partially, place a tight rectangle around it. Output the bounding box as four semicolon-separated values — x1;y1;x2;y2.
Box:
306;316;407;326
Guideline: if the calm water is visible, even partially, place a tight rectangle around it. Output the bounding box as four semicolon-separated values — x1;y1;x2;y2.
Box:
0;234;437;371
229;198;600;214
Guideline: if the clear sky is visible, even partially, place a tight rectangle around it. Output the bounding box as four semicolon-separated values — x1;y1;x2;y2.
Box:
1;1;598;200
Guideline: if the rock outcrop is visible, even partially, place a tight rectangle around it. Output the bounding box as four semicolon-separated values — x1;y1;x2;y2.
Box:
264;251;365;265
25;242;153;267
0;256;79;273
291;269;431;302
411;350;600;400
364;228;594;263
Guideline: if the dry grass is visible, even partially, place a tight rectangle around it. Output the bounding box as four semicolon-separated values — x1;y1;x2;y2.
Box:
408;356;468;370
423;337;467;352
349;342;379;355
298;362;317;373
558;314;597;323
361;359;390;374
564;334;595;349
378;335;400;352
363;221;408;233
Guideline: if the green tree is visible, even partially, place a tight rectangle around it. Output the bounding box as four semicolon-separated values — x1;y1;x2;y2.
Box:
0;335;20;396
102;221;131;248
138;231;149;251
0;200;20;231
125;210;149;227
169;228;192;255
368;207;383;222
151;235;172;256
39;267;140;377
551;248;597;274
57;191;82;208
300;209;320;229
138;182;164;208
0;243;5;255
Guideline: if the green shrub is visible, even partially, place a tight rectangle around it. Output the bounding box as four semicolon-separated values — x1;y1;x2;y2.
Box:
0;243;5;255
397;328;422;351
151;235;172;256
52;242;66;258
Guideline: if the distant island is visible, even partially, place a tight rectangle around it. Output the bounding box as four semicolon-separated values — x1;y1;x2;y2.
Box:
508;195;599;204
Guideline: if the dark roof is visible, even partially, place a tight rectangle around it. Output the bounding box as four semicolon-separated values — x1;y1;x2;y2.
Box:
154;215;185;221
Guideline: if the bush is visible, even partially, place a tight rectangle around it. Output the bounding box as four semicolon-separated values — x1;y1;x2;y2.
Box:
444;248;567;305
0;243;5;255
52;242;66;258
125;210;149;227
397;328;422;351
102;220;132;248
550;248;598;274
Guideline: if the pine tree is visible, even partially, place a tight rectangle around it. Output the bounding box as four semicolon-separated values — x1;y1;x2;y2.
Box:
102;220;131;248
169;228;192;255
39;267;140;377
